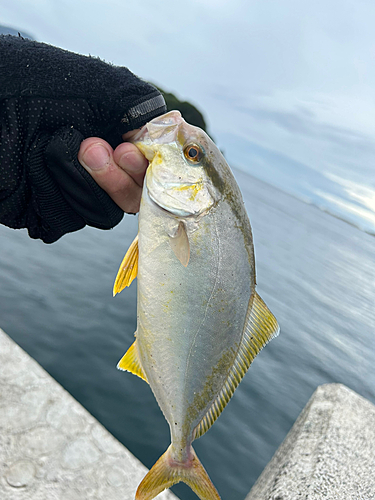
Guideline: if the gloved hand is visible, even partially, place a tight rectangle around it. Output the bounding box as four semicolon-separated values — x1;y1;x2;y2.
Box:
0;35;166;243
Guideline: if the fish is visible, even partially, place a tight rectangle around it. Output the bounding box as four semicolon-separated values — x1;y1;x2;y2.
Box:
113;110;279;500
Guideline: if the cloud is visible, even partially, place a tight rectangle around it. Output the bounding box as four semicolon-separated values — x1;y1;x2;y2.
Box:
238;104;375;155
2;0;374;232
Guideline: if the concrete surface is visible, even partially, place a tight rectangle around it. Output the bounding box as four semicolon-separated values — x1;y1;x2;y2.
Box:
0;328;177;500
3;325;375;500
246;383;375;500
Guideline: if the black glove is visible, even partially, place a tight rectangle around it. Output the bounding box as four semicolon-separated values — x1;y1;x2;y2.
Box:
0;35;166;243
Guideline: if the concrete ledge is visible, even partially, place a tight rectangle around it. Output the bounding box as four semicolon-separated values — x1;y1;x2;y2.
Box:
246;383;375;500
3;326;375;500
0;328;177;500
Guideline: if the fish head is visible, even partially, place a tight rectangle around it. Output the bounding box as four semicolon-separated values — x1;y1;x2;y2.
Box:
132;111;224;218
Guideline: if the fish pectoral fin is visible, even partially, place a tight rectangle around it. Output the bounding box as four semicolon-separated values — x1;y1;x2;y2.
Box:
136;445;220;500
113;234;139;296
117;339;148;384
169;221;190;267
194;292;279;440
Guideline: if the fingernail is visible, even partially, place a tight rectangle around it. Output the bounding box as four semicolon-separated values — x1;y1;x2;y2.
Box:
80;144;110;172
119;151;136;168
119;150;148;173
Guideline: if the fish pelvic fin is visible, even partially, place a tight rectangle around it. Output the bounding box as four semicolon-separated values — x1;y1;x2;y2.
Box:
117;339;148;384
194;292;279;439
113;234;139;296
136;445;220;500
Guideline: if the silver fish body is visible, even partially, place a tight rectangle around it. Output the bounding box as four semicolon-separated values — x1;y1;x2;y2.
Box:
114;111;279;500
138;171;254;445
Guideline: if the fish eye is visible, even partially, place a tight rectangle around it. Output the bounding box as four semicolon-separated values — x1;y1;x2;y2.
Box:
184;143;204;164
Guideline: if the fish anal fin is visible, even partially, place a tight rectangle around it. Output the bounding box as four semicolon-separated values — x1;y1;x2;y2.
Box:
117;339;148;384
194;292;279;439
169;221;190;267
113;234;139;296
136;445;220;500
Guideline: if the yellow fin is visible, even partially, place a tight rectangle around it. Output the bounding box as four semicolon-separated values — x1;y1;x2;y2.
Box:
136;445;220;500
113;234;138;296
117;340;148;383
169;221;190;267
194;292;279;439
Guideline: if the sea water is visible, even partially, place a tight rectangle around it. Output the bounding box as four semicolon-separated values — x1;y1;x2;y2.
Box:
0;170;374;500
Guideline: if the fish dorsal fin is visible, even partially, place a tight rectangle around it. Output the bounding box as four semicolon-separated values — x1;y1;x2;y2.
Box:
113;234;139;296
194;292;279;440
169;221;190;267
117;339;148;384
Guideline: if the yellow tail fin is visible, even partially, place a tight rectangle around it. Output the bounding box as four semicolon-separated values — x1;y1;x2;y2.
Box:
136;445;220;500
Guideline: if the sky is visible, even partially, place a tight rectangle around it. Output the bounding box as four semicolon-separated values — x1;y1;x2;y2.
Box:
1;0;375;233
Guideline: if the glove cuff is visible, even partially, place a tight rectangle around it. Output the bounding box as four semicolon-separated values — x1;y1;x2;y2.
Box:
120;91;166;132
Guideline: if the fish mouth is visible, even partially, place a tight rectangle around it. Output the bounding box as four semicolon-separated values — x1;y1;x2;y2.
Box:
132;110;184;147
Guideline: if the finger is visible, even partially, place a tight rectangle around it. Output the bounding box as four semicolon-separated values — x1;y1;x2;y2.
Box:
78;138;142;213
113;142;148;188
122;128;142;141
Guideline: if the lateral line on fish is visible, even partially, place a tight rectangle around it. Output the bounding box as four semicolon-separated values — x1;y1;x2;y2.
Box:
182;215;221;402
